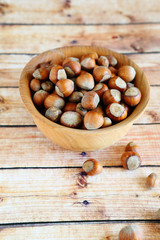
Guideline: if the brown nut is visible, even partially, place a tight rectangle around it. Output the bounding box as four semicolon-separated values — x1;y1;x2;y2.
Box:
102;117;112;127
33;67;49;80
81;56;96;70
92;83;108;99
30;78;41;92
44;93;65;109
125;141;139;153
119;224;143;240
49;65;67;84
33;90;49;106
60;111;82;128
69;91;83;103
63;60;81;78
123;87;141;106
62;57;80;65
76;103;88;116
127;82;135;88
84;111;104;130
106;103;127;122
108;76;127;92
146;173;158;189
81;52;98;60
97;56;109;67
81;91;100;110
103;89;121;106
120;102;131;116
55;79;74;97
106;55;117;67
45;106;62;122
92;105;104;116
93;66;111;82
121;151;142;170
76;72;95;90
39;62;51;70
41;81;54;92
82;159;103;176
118;65;136;82
109;66;118;74
63;102;77;112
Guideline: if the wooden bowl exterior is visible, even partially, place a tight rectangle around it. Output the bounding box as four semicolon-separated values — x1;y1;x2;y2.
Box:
19;46;150;151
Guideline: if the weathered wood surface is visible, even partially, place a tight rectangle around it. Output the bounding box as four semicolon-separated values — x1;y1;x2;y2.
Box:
0;168;159;223
0;223;159;240
0;125;159;167
0;53;160;87
0;25;160;54
0;0;160;24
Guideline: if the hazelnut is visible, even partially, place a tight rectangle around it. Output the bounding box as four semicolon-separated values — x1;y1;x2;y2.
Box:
108;76;127;92
41;81;54;92
119;224;143;240
39;62;51;70
120;102;131;116
44;93;65;109
146;173;158;189
106;55;117;67
83;52;98;60
63;102;77;112
30;78;41;92
55;79;74;97
69;91;83;103
63;60;81;78
81;91;100;110
62;57;80;65
81;56;96;70
84;111;104;130
92;105;104;116
97;56;109;67
106;103;127;122
45;106;62;122
102;117;112;127
33;90;49;106
76;72;95;90
49;65;67;84
125;141;139;153
118;65;136;82
82;159;103;176
103;89;121;106
93;66;111;82
121;151;142;170
123;87;141;106
109;66;118;74
33;67;49;80
127;82;135;88
93;83;108;99
60;111;82;128
76;103;88;116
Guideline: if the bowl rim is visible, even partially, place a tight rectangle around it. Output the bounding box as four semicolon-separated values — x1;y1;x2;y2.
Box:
19;45;150;134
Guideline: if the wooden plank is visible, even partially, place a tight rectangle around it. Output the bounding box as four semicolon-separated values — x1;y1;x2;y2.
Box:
0;223;159;240
0;53;160;87
0;24;160;54
0;87;159;125
0;0;160;24
0;125;159;167
0;167;159;223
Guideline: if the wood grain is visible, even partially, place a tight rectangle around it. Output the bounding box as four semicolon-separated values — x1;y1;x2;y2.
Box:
0;53;160;87
0;125;159;167
0;0;160;24
0;24;160;54
0;223;159;240
0;168;159;223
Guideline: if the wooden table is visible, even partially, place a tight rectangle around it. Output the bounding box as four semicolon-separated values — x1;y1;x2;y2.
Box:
0;0;160;239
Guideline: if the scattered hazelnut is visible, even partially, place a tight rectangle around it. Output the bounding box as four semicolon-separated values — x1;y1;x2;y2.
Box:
81;91;100;110
76;72;95;90
125;141;139;153
63;102;77;112
69;91;83;103
106;103;127;122
93;83;108;99
63;60;81;78
108;76;127;92
121;151;142;170
45;106;62;122
123;87;141;106
49;65;67;84
81;56;96;70
93;66;111;82
82;159;103;176
55;79;74;97
102;117;112;127
33;90;49;106
97;56;109;67
119;224;143;240
84;111;104;130
60;111;82;128
33;67;49;80
118;65;136;82
30;78;41;92
106;55;117;66
103;89;121;106
76;103;88;116
44;93;65;109
41;81;54;92
62;57;80;65
146;173;158;189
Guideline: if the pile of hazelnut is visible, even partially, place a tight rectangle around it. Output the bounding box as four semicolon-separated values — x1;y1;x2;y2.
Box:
30;52;141;130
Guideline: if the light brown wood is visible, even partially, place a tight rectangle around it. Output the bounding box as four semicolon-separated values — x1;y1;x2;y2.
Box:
0;25;160;54
19;46;150;151
0;167;159;223
0;223;159;240
0;0;160;24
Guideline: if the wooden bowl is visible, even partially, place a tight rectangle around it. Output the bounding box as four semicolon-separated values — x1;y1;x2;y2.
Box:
19;46;150;151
